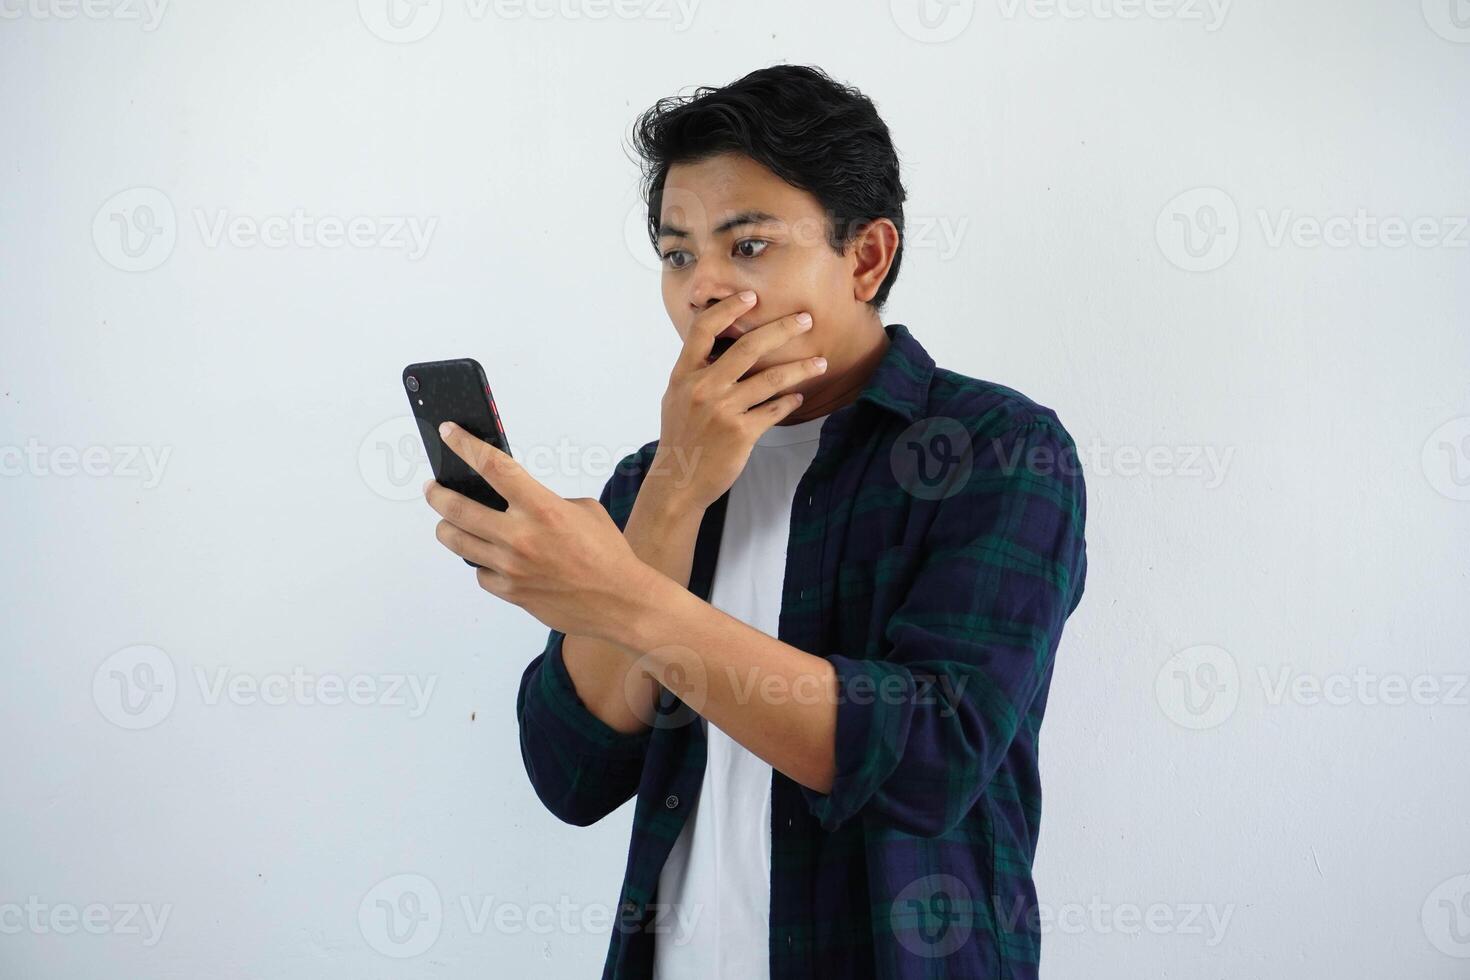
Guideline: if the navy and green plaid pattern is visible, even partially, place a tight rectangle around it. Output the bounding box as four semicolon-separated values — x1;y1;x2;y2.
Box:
515;322;1088;978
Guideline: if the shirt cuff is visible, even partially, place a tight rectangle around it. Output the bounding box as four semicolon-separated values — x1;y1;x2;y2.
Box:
524;628;654;761
797;654;914;831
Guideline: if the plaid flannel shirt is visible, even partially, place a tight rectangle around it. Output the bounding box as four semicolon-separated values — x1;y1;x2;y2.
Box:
515;322;1088;978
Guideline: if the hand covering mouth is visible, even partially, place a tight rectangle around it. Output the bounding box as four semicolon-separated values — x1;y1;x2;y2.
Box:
707;335;760;380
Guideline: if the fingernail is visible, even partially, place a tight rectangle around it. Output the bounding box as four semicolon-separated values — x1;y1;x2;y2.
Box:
795;312;812;327
813;357;828;371
439;421;455;438
739;290;757;303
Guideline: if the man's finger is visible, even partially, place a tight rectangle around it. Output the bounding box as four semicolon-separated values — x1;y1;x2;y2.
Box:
433;518;503;568
437;421;546;511
674;290;757;375
475;564;512;599
424;479;508;539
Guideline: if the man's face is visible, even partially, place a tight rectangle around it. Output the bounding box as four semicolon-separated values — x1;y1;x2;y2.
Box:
656;152;855;382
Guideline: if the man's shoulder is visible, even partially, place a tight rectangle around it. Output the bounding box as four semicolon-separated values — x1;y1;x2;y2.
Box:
594;437;668;525
926;364;1079;449
606;438;662;480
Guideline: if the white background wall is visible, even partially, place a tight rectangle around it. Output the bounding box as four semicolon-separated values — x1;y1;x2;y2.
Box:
3;1;1468;976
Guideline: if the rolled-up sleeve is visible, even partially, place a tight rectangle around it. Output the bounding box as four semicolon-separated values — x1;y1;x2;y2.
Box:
514;446;657;827
799;419;1088;837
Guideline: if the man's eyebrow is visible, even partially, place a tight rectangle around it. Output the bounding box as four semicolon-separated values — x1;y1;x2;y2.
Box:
657;209;782;239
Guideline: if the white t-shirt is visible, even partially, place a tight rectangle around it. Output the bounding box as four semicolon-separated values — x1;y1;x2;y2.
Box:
651;411;830;980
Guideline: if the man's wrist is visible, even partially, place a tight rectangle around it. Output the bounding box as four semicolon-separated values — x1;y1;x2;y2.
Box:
624;477;707;569
631;471;706;527
604;559;686;652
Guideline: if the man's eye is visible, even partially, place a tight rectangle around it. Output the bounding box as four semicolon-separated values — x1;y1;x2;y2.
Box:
661;249;692;269
735;239;769;258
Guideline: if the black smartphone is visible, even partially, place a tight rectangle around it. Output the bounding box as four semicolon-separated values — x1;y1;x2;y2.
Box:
402;358;511;567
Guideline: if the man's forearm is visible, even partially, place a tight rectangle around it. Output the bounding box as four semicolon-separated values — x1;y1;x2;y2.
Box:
560;472;706;735
603;568;840;794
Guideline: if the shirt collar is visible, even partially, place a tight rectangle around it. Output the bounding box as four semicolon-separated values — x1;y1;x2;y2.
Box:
853;322;935;424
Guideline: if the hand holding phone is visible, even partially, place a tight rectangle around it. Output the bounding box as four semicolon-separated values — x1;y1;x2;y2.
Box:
403;358;511;566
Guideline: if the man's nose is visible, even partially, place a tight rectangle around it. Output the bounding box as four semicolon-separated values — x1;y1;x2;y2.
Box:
688;255;751;312
692;280;750;314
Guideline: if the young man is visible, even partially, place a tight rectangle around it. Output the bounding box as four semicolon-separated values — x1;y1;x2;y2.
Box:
423;65;1087;979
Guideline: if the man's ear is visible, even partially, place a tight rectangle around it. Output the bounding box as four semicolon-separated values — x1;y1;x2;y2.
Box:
847;218;900;304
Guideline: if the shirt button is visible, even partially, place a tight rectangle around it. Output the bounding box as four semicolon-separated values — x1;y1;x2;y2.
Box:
799;589;807;599
621;900;638;915
665;794;679;809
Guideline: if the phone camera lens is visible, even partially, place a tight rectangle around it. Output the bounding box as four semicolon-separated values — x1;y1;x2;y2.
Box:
406;375;420;392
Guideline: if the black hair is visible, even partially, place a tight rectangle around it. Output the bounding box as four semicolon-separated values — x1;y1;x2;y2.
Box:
629;64;906;310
